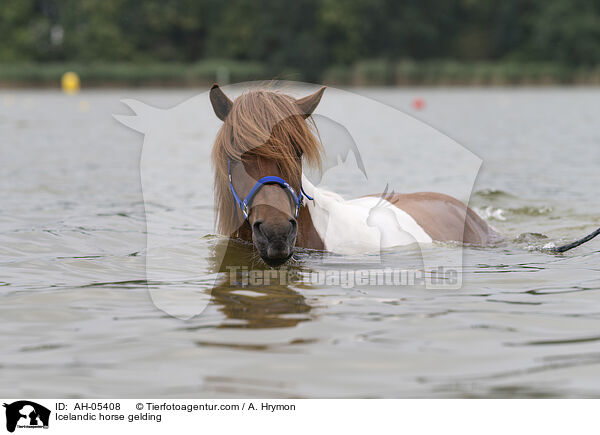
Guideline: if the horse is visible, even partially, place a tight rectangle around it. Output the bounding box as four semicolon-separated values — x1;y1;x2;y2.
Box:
209;84;596;266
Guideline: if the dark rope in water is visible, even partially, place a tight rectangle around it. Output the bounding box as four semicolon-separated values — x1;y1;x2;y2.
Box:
549;226;600;253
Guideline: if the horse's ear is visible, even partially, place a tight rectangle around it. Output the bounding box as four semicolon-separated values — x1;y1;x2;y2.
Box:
296;86;326;118
209;83;233;121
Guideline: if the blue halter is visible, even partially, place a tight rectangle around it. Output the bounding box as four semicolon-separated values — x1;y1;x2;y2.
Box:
228;159;313;220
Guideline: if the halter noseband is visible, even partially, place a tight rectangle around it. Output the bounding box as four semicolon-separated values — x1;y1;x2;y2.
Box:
228;159;313;220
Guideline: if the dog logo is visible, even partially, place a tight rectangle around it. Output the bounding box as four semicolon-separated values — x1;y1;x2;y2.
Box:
3;401;50;433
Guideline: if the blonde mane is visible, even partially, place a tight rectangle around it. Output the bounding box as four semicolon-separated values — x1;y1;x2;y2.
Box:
212;88;323;236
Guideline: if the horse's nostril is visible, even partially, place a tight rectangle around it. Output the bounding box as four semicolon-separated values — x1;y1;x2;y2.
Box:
253;220;264;235
289;219;297;232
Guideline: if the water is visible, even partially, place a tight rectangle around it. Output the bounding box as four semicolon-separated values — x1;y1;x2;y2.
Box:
1;87;599;398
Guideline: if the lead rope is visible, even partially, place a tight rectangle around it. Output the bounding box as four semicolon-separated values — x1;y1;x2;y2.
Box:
548;226;600;253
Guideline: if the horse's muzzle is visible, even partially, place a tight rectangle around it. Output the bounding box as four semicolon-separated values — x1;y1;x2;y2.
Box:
252;219;297;266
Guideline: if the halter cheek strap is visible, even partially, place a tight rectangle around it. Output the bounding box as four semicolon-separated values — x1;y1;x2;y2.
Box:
228;159;313;220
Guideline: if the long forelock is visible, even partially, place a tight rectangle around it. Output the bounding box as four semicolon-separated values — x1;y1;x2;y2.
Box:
212;89;323;236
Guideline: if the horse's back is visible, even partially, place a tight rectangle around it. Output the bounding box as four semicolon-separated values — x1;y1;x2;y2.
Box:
381;192;499;245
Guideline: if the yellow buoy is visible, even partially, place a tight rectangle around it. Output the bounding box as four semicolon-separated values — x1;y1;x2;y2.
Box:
61;71;80;94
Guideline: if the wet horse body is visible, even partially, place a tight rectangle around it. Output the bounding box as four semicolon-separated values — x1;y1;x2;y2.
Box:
210;84;498;265
298;177;498;254
368;191;497;245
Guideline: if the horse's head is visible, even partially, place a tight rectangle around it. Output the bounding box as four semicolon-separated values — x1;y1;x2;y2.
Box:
210;84;324;266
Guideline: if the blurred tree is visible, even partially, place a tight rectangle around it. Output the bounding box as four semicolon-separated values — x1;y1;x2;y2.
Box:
60;0;134;61
0;0;51;61
0;0;599;78
526;0;600;65
205;0;327;80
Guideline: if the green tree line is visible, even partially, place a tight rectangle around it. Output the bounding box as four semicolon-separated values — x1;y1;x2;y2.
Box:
1;0;600;83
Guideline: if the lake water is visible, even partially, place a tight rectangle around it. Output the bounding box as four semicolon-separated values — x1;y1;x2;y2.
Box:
1;87;599;398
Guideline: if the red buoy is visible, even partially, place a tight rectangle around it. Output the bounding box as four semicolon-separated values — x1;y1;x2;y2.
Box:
411;98;425;110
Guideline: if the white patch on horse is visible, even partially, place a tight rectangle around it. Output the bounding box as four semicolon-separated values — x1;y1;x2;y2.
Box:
301;176;432;254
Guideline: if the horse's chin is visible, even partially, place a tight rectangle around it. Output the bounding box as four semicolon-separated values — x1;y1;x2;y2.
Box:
255;242;294;267
252;228;297;266
260;252;293;267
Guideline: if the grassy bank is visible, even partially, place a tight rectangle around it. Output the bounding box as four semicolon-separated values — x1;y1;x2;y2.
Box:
2;59;600;88
0;60;269;88
324;60;600;86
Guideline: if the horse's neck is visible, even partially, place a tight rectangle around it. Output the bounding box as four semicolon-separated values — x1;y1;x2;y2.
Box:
298;175;341;250
296;202;324;249
234;221;252;242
